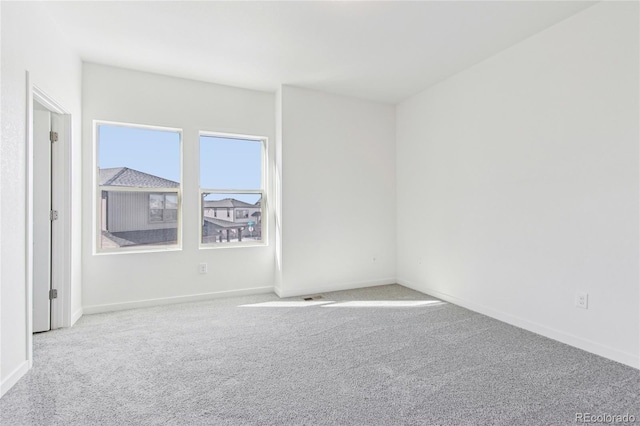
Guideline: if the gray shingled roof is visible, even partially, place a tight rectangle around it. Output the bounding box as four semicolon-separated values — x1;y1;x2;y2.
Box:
203;198;259;209
99;167;179;188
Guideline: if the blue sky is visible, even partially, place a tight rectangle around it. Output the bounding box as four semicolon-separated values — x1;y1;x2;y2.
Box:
200;135;261;190
99;125;181;182
98;125;262;200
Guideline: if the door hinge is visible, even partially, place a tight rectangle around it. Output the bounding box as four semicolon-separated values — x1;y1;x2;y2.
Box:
50;131;58;143
50;210;59;221
49;289;58;300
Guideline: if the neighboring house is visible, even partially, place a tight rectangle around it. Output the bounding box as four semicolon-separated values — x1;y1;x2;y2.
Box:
203;198;261;223
99;167;180;247
202;198;262;242
99;167;262;245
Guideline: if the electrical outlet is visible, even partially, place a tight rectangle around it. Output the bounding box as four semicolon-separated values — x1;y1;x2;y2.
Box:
198;263;208;274
575;292;588;309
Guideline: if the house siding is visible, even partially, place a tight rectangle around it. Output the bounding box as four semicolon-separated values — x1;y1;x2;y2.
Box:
107;192;177;232
203;207;261;224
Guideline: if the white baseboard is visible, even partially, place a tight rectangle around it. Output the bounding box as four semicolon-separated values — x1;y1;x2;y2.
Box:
1;360;30;398
71;307;83;326
83;286;275;314
397;278;639;370
273;286;284;298
276;278;396;298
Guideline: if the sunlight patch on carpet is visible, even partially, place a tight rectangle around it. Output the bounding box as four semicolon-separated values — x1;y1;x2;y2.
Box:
240;301;334;307
322;300;446;308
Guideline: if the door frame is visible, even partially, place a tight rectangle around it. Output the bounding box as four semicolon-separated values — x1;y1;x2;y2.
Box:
25;72;73;366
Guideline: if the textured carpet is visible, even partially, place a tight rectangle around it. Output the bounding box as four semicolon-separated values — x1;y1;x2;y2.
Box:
1;284;638;425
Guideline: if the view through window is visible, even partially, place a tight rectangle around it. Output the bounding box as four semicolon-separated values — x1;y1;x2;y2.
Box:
97;123;181;251
200;134;264;245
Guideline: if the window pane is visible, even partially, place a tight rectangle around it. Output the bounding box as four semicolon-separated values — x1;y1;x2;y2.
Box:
164;209;178;221
202;193;262;244
149;194;164;209
98;123;181;250
200;136;262;189
165;194;178;209
100;190;178;248
99;125;181;184
149;209;163;222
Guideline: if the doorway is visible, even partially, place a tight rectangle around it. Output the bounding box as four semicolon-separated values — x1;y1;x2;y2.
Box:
28;82;72;340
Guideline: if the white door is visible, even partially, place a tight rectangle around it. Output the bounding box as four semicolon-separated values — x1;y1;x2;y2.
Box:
32;105;52;333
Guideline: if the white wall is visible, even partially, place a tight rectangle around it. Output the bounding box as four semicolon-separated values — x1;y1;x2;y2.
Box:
397;2;639;368
82;64;275;312
278;86;396;297
274;88;283;292
1;2;83;394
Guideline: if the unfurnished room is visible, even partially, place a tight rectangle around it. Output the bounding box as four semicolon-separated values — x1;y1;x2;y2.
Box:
1;1;639;425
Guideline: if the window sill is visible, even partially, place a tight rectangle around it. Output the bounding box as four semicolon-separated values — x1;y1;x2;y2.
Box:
199;241;268;250
94;246;182;256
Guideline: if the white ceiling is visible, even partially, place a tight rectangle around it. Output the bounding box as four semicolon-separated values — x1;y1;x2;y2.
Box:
43;1;596;104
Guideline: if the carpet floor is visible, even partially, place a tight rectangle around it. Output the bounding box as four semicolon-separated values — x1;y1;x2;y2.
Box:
1;284;638;425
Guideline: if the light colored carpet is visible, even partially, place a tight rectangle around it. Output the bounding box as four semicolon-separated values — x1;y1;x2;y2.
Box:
1;284;638;425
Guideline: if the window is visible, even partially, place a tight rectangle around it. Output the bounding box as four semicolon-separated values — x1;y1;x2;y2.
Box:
200;133;266;245
96;122;181;252
149;194;178;223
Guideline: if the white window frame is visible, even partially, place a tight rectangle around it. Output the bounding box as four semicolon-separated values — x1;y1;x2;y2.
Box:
199;131;268;249
94;120;183;255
